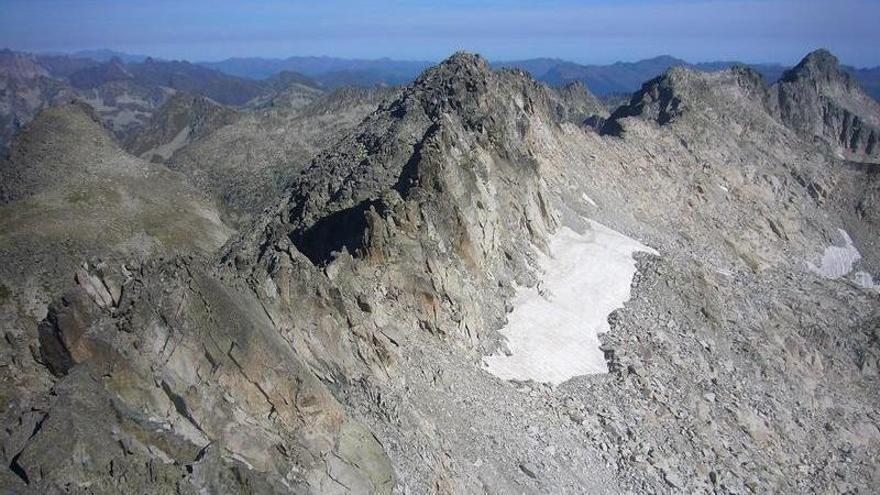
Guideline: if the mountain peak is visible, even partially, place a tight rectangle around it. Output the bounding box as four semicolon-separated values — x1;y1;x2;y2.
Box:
800;48;839;70
771;49;879;161
404;51;497;120
417;51;491;85
439;51;488;71
782;49;849;85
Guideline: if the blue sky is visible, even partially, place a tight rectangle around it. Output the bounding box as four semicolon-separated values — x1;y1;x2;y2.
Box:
1;0;878;66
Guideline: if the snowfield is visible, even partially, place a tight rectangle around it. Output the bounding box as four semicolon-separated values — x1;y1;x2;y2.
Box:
483;221;657;385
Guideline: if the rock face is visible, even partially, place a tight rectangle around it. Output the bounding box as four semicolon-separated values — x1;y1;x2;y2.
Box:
1;50;880;494
769;49;880;162
13;259;394;493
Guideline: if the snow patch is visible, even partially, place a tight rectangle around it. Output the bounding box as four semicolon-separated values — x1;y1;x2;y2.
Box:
483;221;657;385
581;192;598;207
809;229;861;278
809;229;878;291
853;271;879;292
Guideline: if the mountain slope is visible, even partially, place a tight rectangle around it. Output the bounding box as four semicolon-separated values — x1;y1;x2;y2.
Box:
0;50;78;151
224;52;880;492
0;101;233;305
125;58;266;106
123;92;240;162
244;70;324;110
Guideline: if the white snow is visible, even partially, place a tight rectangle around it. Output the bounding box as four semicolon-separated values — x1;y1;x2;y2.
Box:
808;229;878;292
483;221;657;385
581;192;598;207
809;229;862;278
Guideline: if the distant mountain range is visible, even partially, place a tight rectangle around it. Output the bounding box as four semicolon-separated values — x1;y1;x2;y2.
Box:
14;49;880;100
3;47;879;153
0;49;325;150
199;53;880;100
496;56;788;95
199;56;434;88
71;49;151;64
496;55;880;102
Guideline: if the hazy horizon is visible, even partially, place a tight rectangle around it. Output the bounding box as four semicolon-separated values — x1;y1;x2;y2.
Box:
17;47;876;70
2;0;879;68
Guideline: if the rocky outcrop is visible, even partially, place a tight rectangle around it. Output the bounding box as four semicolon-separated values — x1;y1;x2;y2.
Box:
768;49;880;162
7;260;394;493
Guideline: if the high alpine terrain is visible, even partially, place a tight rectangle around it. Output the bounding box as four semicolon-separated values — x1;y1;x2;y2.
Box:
0;48;878;494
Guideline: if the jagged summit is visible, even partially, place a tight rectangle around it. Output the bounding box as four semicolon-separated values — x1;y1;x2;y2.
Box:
265;50;561;236
781;49;852;85
402;51;495;119
771;49;880;161
431;51;489;73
